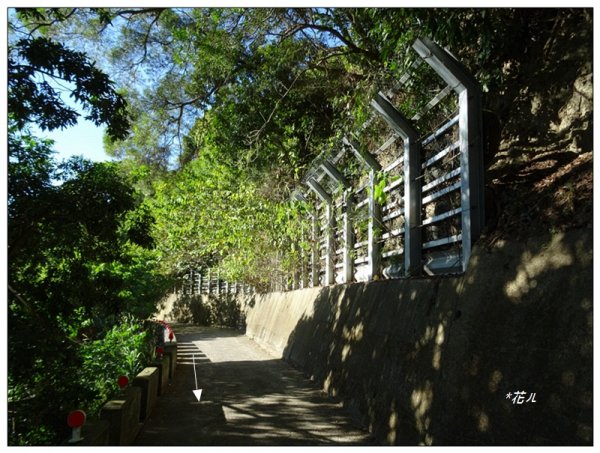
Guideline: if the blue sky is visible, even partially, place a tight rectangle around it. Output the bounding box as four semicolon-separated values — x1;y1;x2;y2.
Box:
28;73;111;163
32;119;109;163
8;6;113;164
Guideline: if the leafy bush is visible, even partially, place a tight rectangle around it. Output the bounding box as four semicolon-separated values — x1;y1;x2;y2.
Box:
78;315;154;415
7;124;172;445
7;315;156;446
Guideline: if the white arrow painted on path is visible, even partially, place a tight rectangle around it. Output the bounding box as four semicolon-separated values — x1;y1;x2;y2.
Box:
192;353;203;402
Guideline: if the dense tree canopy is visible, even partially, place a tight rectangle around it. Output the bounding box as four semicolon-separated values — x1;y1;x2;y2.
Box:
8;9;130;140
8;9;169;445
8;120;171;444
36;8;558;169
10;4;592;310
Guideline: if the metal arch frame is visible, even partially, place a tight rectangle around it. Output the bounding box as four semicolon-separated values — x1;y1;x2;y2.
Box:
412;36;484;273
318;159;354;284
305;177;335;286
343;138;382;281
320;160;351;190
295;198;321;288
282;36;484;290
370;92;422;277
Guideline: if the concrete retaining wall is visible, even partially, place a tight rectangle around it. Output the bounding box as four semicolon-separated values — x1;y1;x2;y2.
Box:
151;355;171;396
100;387;142;446
133;367;160;421
244;228;593;446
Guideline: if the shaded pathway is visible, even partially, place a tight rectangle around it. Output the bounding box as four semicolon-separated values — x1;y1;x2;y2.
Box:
134;325;374;446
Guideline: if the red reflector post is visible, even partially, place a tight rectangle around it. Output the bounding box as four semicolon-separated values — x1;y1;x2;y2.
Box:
118;375;129;389
67;410;86;443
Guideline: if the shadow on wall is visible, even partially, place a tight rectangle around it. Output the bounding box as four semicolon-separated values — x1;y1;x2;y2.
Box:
279;228;592;446
167;293;250;330
491;10;592;153
483;10;593;239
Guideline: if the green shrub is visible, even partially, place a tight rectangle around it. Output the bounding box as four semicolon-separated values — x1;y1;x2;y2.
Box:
8;316;158;445
78;315;154;415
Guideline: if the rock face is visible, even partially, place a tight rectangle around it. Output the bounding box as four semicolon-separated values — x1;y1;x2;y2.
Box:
244;227;592;446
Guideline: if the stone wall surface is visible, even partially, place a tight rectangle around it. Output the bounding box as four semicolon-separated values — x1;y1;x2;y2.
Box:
244;228;593;446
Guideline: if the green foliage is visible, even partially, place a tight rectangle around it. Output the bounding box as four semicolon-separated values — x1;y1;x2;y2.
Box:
8;32;129;140
7;340;85;446
78;315;153;415
374;171;389;205
8;123;171;445
8;316;156;445
15;8;582;168
149;148;309;289
7;11;170;444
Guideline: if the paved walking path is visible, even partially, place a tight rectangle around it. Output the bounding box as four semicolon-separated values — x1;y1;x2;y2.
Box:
134;325;374;446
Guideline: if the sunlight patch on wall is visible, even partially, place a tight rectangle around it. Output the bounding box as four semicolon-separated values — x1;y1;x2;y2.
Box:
323;370;338;397
431;321;446;370
504;233;573;302
387;400;398;444
474;407;490;432
342;321;364;342
411;380;434;445
341;344;351;361
488;370;503;393
415;325;435;352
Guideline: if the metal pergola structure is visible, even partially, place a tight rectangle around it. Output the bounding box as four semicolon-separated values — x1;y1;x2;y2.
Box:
180;267;255;297
291;36;484;288
178;37;485;295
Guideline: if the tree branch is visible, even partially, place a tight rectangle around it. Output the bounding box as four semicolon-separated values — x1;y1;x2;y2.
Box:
247;68;307;145
135;10;164;65
17;8;78;37
281;22;378;61
114;8;166;18
8;283;82;345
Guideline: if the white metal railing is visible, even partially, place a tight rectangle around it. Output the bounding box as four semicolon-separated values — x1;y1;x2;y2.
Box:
294;36;483;287
179;267;254;296
191;37;484;293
